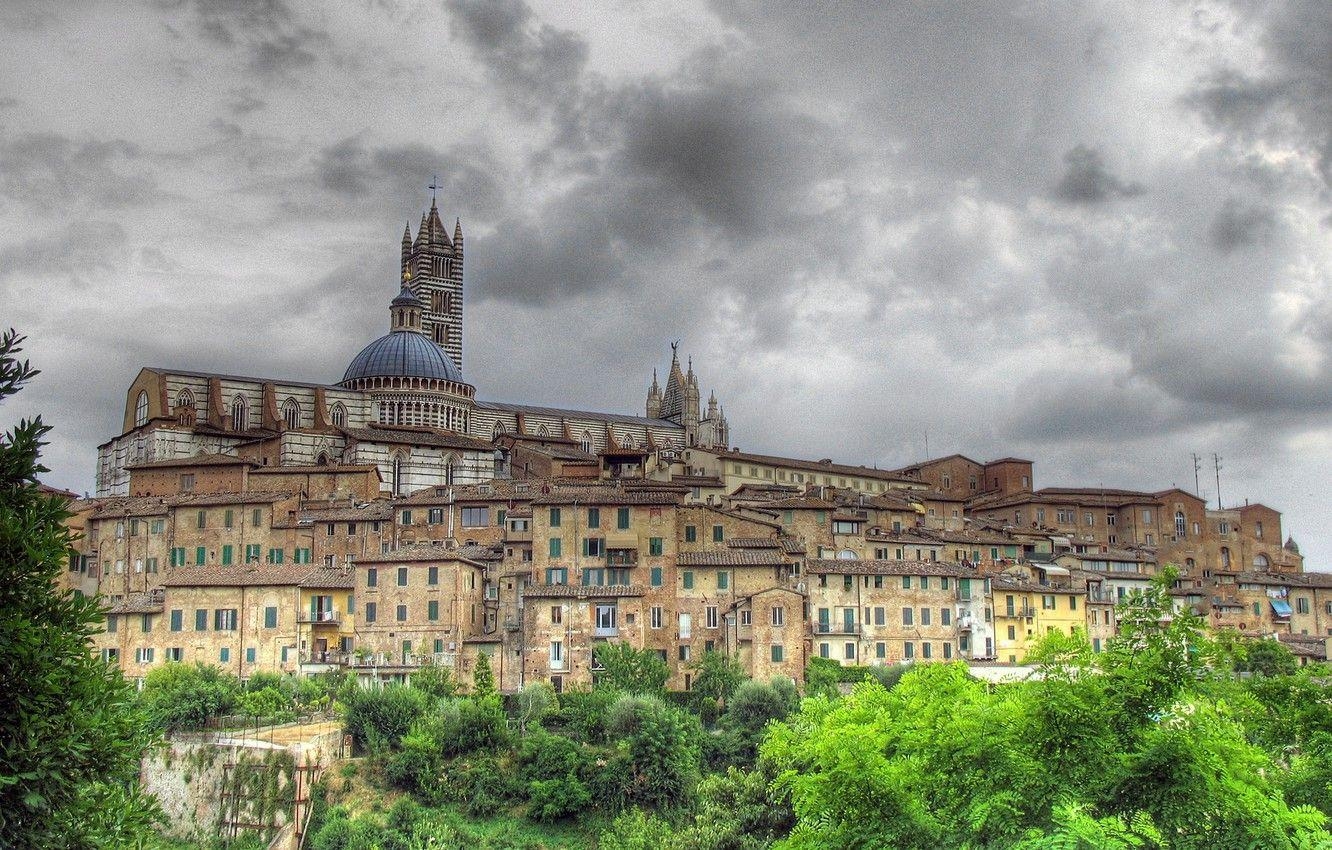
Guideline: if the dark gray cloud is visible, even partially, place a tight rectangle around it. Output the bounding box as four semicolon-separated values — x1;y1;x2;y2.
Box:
445;0;588;109
1053;145;1144;205
1209;197;1278;251
2;0;1329;567
0;134;159;214
156;0;328;77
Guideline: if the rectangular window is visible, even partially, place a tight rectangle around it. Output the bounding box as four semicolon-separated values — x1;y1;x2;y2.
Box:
587;507;600;528
245;647;256;664
712;525;724;542
546;567;567;585
196;510;206;529
214;609;237;631
245;544;260;563
326;522;335;537
168;609;182;631
684;525;697;543
252;508;262;527
1069;596;1078;611
397;566;408;587
550;641;564;669
617;507;630;529
650;566;663;587
549;538;562;558
224;509;234;529
921;608;932;626
267;547;284;564
650;606;663;629
195;546;206;566
428;508;444;524
771;645;784;662
682;571;694;590
771;606;785;626
922;642;932;660
427;600;439;621
1007;625;1016;640
595;603;617;633
221;545;233;566
396;604;407;622
550;605;563;624
706;606;719;629
167;647;182;662
874;606;885;626
367;568;378;587
151;518;165;534
876;642;886;659
904;642;915;659
717;571;729;590
920;576;930;590
679;612;692;639
902;607;914;626
194;609;208;631
461;507;488;527
902;575;911;589
941;608;951;626
1296;597;1310;614
549;508;561;527
263;606;277;628
679;645;691;662
582;538;605;558
106;613;118;633
365;602;377;623
401;509;413;525
649;537;664;556
219;647;230;663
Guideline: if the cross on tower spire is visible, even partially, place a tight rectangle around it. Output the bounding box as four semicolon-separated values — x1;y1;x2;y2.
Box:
428;174;440;203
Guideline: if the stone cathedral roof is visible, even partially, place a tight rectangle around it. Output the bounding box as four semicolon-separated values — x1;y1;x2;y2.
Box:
343;325;463;383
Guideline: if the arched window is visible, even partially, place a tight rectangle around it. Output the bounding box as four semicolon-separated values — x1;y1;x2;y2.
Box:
391;453;404;496
1174;511;1186;537
1185;557;1195;569
444;456;456;486
133;391;149;427
281;398;300;430
316;452;330;466
536;425;549;438
175;389;196;426
329;402;346;428
492;422;507;440
581;431;593;454
1253;553;1269;569
231;395;248;432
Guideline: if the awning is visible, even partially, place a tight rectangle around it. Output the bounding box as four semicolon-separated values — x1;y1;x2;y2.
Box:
1270;599;1292;618
1050;536;1071;548
1040;565;1071;576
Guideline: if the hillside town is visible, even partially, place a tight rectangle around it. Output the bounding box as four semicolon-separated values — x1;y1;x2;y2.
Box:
54;204;1328;690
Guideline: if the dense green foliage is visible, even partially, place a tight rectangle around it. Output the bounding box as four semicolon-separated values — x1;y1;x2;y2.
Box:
0;330;163;848
762;571;1332;849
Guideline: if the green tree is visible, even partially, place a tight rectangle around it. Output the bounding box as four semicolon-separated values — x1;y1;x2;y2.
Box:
0;329;162;847
1234;637;1299;677
691;650;746;708
516;680;558;734
471;651;496;698
138;662;240;732
409;661;458;700
595;642;669;694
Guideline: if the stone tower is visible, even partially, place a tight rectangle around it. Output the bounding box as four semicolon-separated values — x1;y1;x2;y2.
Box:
401;197;464;371
649;343;729;449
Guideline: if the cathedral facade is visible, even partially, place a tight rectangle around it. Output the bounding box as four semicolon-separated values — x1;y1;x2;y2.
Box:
96;199;731;498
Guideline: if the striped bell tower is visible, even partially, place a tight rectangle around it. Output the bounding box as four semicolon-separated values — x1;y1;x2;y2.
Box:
401;186;464;371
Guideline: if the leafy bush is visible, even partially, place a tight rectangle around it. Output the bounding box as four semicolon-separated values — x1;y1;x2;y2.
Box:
518;731;596;785
410;663;458;700
139;662;240;732
343;684;427;751
527;774;591;822
239;685;295;721
550;687;622;743
595;643;669;694
598;808;678;849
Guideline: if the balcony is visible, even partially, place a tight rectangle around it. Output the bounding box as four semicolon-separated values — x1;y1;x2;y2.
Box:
1088;590;1118;604
957;615;980;632
815;622;862;635
298;610;341;625
606;550;639;567
300;650;350;666
505;527;533;543
1003;605;1037;619
348;651;455;669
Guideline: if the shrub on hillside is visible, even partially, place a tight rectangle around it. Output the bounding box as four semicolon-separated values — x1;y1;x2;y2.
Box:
139;662;240;732
343;684;427;751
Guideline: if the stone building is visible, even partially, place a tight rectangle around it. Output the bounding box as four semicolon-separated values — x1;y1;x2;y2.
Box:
95;201;731;500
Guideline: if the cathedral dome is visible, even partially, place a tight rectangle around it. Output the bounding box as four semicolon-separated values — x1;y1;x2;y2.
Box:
342;330;462;384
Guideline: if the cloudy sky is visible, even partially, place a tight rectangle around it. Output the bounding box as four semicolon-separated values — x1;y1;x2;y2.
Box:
1;0;1328;568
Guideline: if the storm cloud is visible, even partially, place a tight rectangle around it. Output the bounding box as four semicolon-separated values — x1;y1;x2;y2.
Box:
0;0;1328;568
